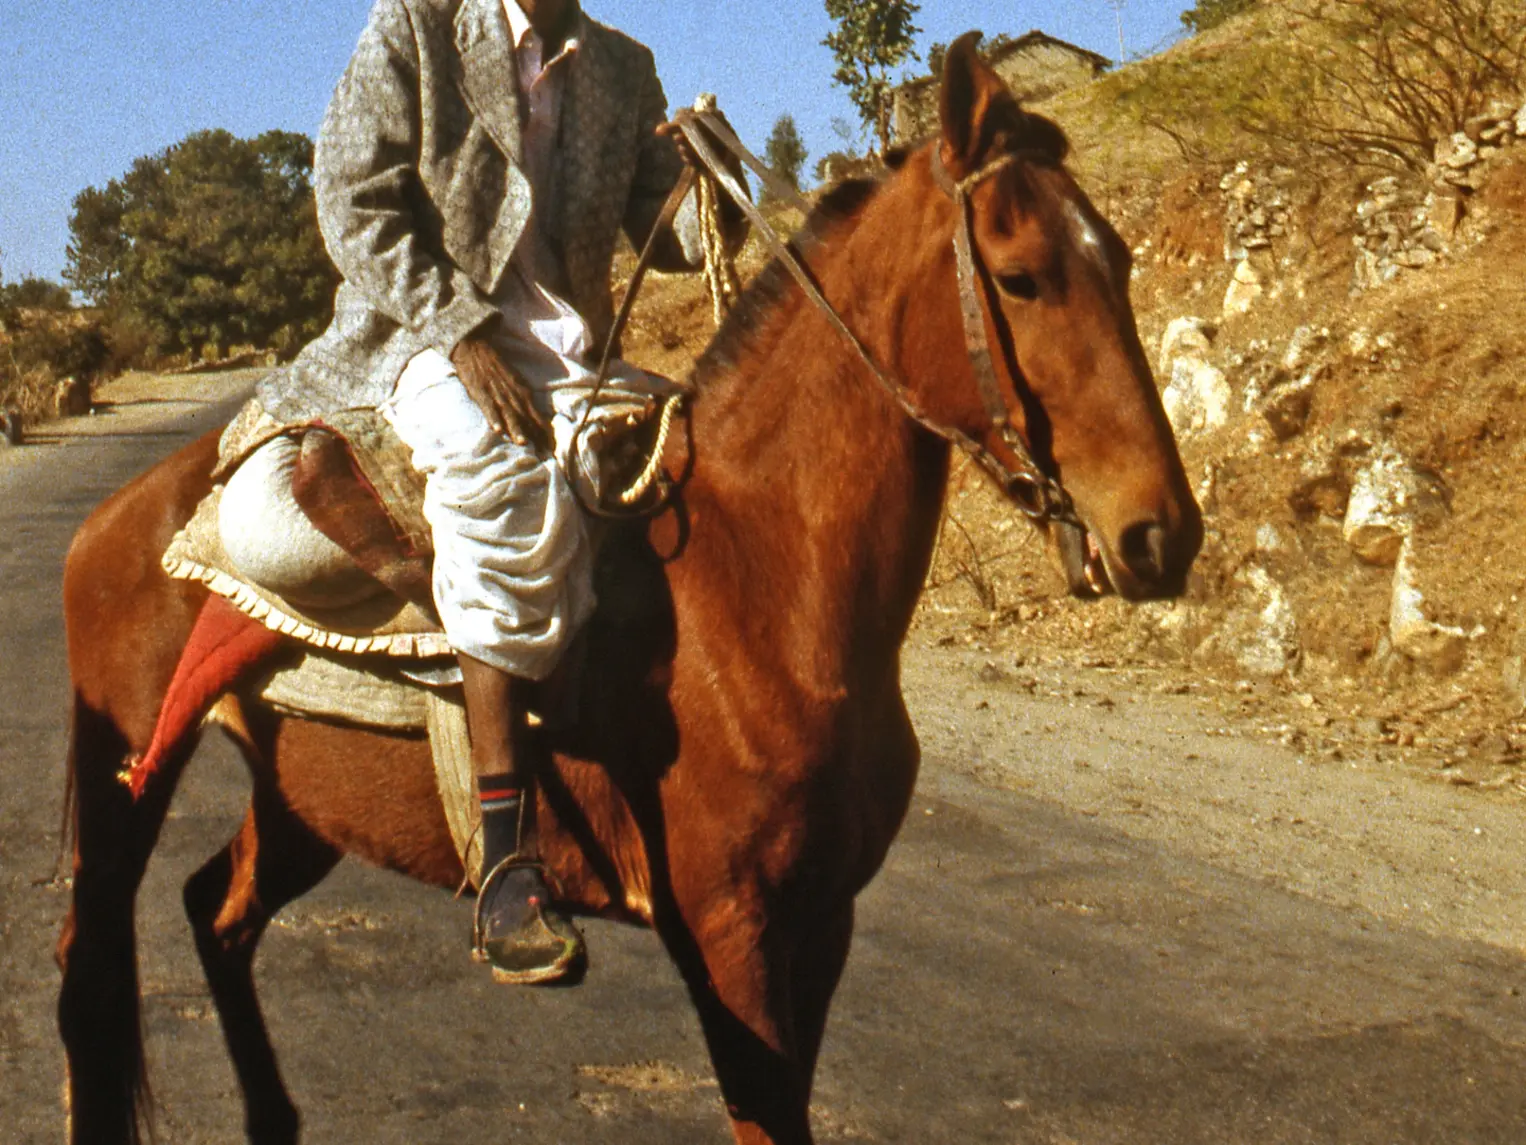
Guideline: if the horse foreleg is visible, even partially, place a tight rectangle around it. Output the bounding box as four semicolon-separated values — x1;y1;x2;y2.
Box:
784;903;855;1101
183;773;341;1145
656;886;817;1145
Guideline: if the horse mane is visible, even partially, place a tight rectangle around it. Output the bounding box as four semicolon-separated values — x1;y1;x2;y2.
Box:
692;175;886;387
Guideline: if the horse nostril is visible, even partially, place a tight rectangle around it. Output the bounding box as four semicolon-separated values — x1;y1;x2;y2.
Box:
1119;520;1169;584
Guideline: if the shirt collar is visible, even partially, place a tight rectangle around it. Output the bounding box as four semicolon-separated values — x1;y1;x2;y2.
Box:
503;2;582;56
504;0;533;50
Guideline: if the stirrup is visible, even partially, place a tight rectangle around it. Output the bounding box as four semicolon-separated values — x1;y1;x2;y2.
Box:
472;855;586;986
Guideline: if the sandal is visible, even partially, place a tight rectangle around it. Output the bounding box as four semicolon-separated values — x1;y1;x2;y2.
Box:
472;856;586;985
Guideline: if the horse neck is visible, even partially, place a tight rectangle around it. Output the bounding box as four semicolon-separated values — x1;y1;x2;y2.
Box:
682;170;956;665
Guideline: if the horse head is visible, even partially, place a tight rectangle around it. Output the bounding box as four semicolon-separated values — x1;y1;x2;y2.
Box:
907;32;1202;601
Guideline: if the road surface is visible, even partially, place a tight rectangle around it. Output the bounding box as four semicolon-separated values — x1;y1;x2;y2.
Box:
2;375;1523;1143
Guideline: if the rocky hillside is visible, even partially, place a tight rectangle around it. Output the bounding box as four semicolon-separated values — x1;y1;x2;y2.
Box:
916;5;1526;780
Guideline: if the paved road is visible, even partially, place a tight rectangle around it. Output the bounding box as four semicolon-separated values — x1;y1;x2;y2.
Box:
3;384;1524;1143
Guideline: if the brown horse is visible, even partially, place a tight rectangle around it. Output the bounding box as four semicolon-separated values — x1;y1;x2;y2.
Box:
56;38;1200;1145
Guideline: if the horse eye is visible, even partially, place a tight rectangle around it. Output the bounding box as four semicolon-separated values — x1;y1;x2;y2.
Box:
996;271;1039;301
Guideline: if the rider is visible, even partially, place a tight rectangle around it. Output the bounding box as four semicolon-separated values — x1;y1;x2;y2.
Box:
223;0;744;983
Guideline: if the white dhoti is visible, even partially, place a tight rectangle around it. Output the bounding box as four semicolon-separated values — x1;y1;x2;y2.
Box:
219;285;668;682
379;287;667;681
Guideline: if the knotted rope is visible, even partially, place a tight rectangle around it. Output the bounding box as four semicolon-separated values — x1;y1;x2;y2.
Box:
610;95;737;507
692;94;741;328
616;392;682;505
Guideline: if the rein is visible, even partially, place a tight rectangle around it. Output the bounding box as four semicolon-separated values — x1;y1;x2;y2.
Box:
583;108;1080;531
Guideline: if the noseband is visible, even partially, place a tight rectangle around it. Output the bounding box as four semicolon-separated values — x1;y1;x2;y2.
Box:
592;109;1081;531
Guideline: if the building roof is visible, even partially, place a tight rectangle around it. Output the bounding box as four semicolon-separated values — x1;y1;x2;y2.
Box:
899;30;1112;95
989;30;1112;71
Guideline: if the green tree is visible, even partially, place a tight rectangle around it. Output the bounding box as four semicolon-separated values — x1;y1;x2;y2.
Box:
927;41;947;78
64;128;337;360
763;114;809;193
823;0;921;156
63;183;129;304
0;276;72;312
1181;0;1255;34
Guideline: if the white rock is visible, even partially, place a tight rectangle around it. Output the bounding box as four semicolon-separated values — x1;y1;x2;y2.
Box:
1390;539;1469;673
0;408;22;447
1281;325;1330;371
1437;132;1479;169
1222;258;1263;318
1162;357;1233;440
1157;316;1217;377
1195;460;1220;512
1199;566;1301;677
1516;103;1526;137
1343;447;1417;566
1256;524;1286;554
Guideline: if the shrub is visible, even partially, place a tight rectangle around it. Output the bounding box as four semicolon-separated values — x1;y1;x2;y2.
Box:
1181;0;1257;35
1112;0;1526;174
0;276;73;313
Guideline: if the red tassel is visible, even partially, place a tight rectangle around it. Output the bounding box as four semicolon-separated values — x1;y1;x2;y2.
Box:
121;596;286;799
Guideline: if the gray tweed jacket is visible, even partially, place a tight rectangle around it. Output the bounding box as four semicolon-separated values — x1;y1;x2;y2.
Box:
258;0;715;423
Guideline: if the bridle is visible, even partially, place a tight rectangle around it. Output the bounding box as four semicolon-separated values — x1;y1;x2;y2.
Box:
926;144;1080;528
585;108;1082;533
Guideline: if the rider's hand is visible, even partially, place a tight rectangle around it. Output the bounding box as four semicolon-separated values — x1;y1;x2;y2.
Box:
450;332;552;453
657;108;735;170
655;118;701;168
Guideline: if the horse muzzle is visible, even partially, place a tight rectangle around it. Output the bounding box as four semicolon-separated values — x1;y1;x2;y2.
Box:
1054;514;1197;602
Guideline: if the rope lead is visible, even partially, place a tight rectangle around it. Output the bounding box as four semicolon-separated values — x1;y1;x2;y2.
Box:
693;94;741;327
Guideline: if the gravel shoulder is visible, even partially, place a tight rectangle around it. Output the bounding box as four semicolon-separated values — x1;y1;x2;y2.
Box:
904;641;1526;955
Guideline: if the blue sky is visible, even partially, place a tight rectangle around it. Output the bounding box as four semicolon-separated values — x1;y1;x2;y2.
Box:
0;1;1189;283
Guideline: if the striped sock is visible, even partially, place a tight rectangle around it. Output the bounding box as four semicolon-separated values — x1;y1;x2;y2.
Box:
477;774;523;870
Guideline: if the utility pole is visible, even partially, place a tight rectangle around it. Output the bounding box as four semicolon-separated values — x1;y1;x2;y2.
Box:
1104;0;1127;63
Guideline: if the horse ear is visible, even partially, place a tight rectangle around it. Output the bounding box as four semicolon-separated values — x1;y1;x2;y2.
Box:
939;31;1014;177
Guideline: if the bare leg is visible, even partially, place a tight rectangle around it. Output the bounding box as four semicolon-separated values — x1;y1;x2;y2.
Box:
458;653;533;796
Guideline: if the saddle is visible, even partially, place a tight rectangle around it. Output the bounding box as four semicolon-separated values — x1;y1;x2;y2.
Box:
150;397;675;884
178;394;669;665
164;403;449;660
